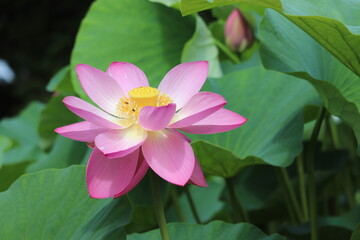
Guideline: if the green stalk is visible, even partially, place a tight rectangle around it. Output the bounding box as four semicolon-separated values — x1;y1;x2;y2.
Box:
171;187;185;222
323;188;329;216
297;155;309;221
226;178;249;223
150;171;170;240
328;115;341;149
334;174;341;215
274;168;297;224
343;169;355;209
275;167;304;224
306;106;326;240
267;221;277;235
213;38;241;64
184;187;202;224
325;114;336;149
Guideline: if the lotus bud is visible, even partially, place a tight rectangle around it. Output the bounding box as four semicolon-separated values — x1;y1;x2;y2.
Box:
225;9;253;52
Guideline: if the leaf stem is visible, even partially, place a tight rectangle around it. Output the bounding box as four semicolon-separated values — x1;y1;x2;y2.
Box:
327;115;341;149
297;155;309;221
343;168;355;209
213;38;241;64
325;114;336;149
275;167;304;224
226;178;249;223
274;168;297;224
150;171;170;240
306;106;326;240
184;186;202;224
171;186;185;222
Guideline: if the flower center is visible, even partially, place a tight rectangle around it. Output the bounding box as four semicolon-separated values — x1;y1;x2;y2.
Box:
116;87;173;124
128;87;159;107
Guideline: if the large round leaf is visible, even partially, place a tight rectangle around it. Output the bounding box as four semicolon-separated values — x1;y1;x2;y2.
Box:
38;95;80;150
46;66;75;94
128;221;285;239
282;206;360;240
189;66;319;177
0;135;12;167
0;165;132;240
258;10;360;152
181;15;222;78
0;102;44;165
180;0;360;78
26;136;88;173
71;0;194;98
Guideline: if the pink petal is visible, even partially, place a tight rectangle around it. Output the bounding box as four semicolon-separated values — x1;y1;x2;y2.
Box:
114;151;149;198
188;159;208;187
106;62;149;95
158;61;209;110
179;108;247;134
63;96;124;129
76;64;124;115
142;130;195;186
139;103;176;131
55;121;106;142
95;125;147;158
86;147;139;198
169;92;226;128
167;129;192;143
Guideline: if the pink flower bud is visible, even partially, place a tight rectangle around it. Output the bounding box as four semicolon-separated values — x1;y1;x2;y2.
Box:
225;9;253;52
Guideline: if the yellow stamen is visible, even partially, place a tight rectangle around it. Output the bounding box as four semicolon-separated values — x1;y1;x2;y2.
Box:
128;87;160;107
157;94;173;107
116;88;174;126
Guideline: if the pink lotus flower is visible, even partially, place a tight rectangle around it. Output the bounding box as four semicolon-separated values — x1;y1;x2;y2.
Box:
225;9;253;52
55;61;247;198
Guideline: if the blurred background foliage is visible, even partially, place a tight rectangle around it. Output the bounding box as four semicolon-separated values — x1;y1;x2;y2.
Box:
1;0;360;239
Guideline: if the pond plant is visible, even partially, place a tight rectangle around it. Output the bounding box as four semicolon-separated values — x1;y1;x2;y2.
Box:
1;0;360;240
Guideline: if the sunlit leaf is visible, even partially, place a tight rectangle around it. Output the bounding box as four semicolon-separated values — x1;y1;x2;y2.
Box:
190;66;319;177
258;10;360;152
181;15;223;78
180;0;360;77
71;0;194;99
191;141;264;178
0;166;132;240
149;0;179;7
128;221;286;239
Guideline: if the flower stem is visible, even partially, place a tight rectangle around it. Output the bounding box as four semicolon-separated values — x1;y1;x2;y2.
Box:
297;155;309;221
213;38;241;64
226;177;249;223
184;186;202;224
150;171;170;240
307;106;326;240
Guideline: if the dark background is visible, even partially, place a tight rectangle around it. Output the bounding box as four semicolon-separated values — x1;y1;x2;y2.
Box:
0;0;93;117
